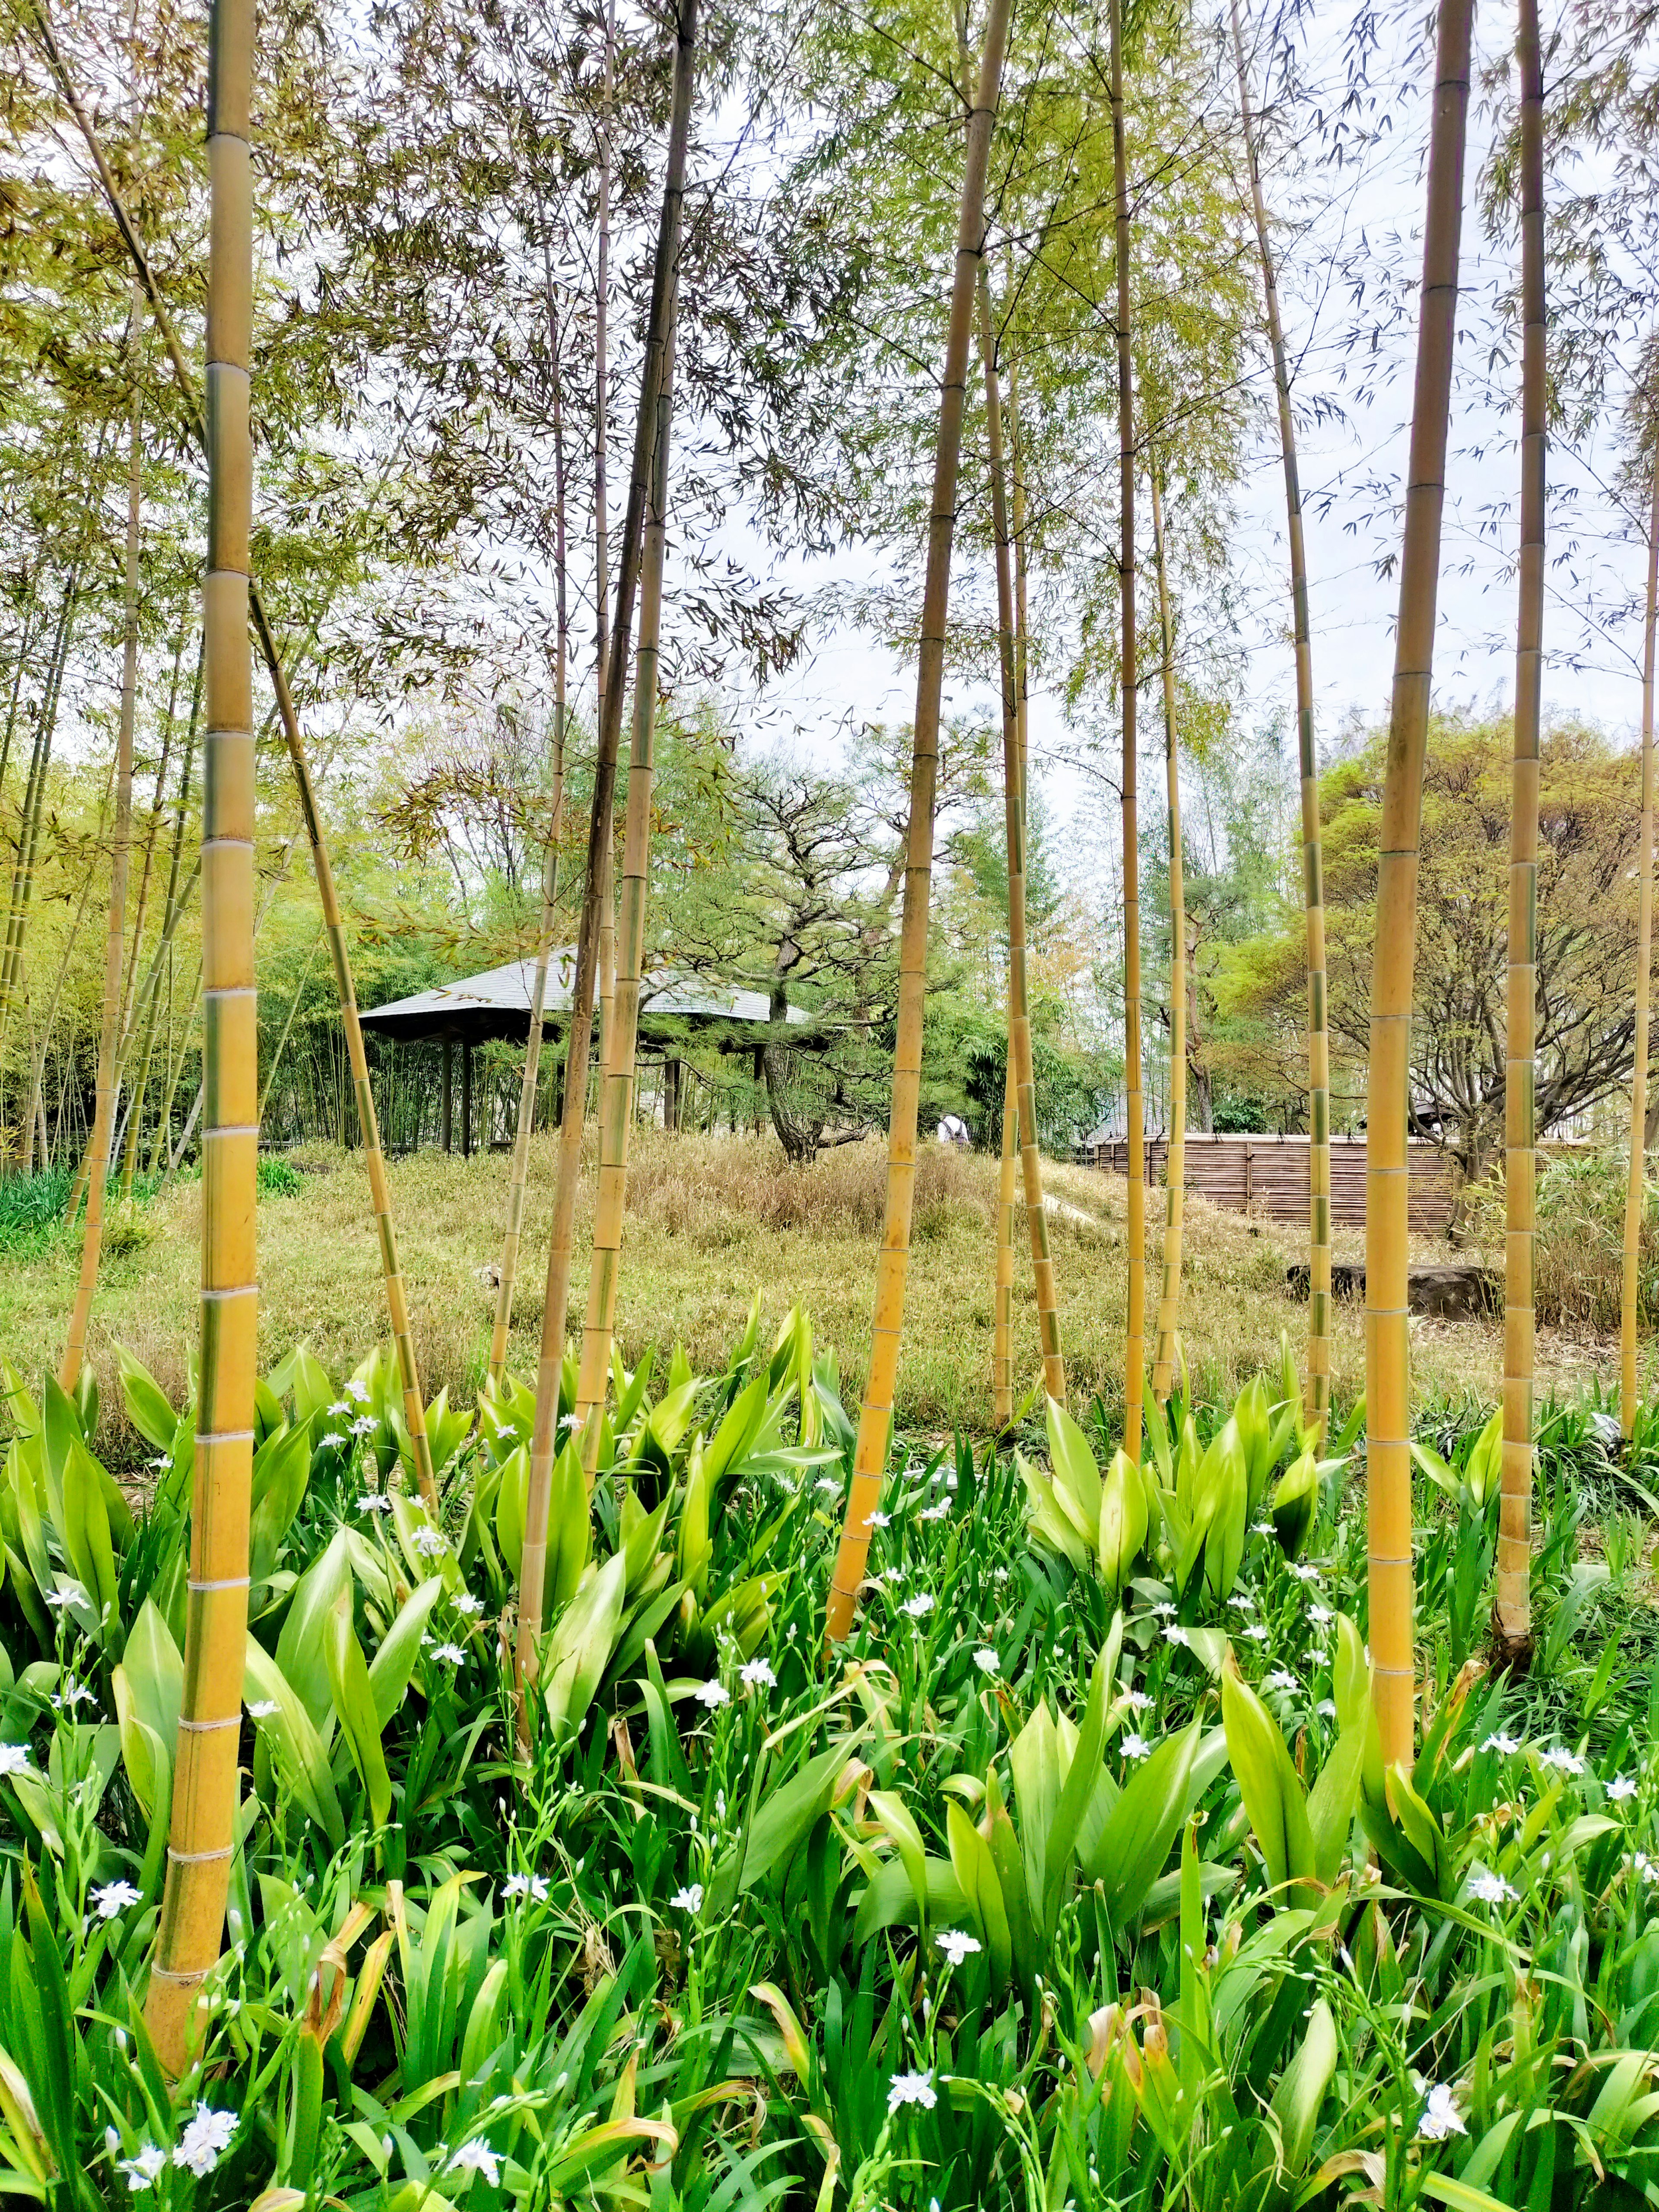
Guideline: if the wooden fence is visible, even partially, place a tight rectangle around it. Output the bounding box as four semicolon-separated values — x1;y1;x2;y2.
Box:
1084;1131;1458;1233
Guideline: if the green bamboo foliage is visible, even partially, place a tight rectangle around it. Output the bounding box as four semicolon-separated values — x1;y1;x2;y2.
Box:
1623;451;1659;1432
1365;0;1474;1769
575;306;679;1452
1229;0;1331;1433
827;0;1013;1640
1149;468;1185;1402
517;0;698;1712
1110;0;1145;1462
978;270;1063;1403
147;0;257;2069
1495;0;1545;1658
60;292;141;1391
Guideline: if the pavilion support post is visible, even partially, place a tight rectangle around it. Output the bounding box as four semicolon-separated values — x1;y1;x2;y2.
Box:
462;1040;472;1160
442;1039;452;1153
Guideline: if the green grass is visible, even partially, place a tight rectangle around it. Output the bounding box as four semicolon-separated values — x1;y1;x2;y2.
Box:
0;1128;1628;1467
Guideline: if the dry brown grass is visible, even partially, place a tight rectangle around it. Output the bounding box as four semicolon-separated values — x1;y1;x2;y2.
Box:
1;1130;1619;1468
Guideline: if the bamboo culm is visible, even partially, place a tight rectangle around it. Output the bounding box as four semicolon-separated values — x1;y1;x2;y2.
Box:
1109;0;1145;1462
60;289;142;1393
826;0;1013;1640
575;297;680;1451
1495;0;1545;1658
1149;469;1186;1402
1622;452;1659;1431
1364;0;1474;1771
147;0;257;2068
1229;0;1332;1433
977;268;1063;1403
516;0;699;1714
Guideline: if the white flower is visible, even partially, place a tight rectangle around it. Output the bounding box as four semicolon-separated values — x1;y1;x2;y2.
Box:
973;1649;999;1675
106;2127;120;2156
1252;1519;1274;1535
0;1745;33;1777
887;2069;938;2113
816;1478;841;1496
357;1493;392;1515
412;1526;447;1557
1290;1562;1321;1583
865;1510;891;1529
449;2140;501;2185
1482;1731;1522;1756
901;1593;935;1619
1634;1853;1659;1883
1241;1624;1270;1643
740;1659;776;1690
1308;1604;1334;1626
147;1456;170;1471
1417;2083;1466;2141
91;1880;142;1920
453;1592;483;1616
1229;1594;1255;1612
118;2144;167;2191
1265;1669;1299;1693
173;2105;237;2176
350;1414;378;1437
671;1884;703;1912
1316;1699;1338;1718
1608;1774;1638;1802
327;1400;352;1416
430;1642;467;1666
935;1929;982;1967
919;1501;950;1521
53;1678;95;1711
1151;1601;1179;1619
694;1681;730;1709
1123;1688;1154;1711
1163;1625;1191;1647
247;1700;279;1720
318;1432;348;1450
1538;1746;1586;1776
501;1872;549;1903
993;1566;1008;1580
1466;1868;1517;1905
345;1378;370;1402
1121;1733;1152;1761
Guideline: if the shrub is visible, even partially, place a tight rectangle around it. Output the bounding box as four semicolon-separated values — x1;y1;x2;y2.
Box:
1466;1144;1659;1334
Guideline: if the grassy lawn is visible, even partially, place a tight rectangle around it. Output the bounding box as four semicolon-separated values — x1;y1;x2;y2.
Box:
1;1128;1622;1465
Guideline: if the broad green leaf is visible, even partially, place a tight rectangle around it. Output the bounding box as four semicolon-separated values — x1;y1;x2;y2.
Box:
494;1443;529;1581
1086;1720;1205;1925
852;1854;970;1945
245;1642;345;1846
1272;1997;1337;2173
325;1590;392;1834
946;1800;1011;1990
112;1599;184;1823
1046;1397;1103;1543
1220;1659;1309;1897
367;1578;445;1729
275;1528;354;1730
867;1791;929;1929
115;1346;179;1454
543;1552;627;1744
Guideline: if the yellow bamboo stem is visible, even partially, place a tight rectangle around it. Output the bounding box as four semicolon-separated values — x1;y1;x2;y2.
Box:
1623;452;1659;1431
575;305;679;1452
1229;0;1330;1433
993;1053;1017;1423
1149;468;1185;1403
147;0;256;2067
1495;0;1545;1657
1109;0;1144;1461
60;287;142;1394
977;267;1063;1402
1365;0;1473;1771
826;0;1012;1640
518;0;698;1707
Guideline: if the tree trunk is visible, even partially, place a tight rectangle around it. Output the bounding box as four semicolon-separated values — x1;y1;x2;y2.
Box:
147;0;256;2069
1229;0;1332;1433
1110;0;1145;1461
60;289;142;1392
1364;0;1473;1770
516;0;699;1713
826;0;1012;1640
1150;468;1185;1402
1623;453;1659;1429
977;267;1063;1402
575;297;680;1455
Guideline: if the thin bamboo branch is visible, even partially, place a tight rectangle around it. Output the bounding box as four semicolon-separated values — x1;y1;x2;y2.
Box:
258;931;324;1125
826;0;1013;1640
1622;451;1659;1432
1150;467;1185;1402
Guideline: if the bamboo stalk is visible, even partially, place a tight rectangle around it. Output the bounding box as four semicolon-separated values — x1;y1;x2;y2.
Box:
120;620;184;1043
1228;0;1332;1436
121;651;202;1201
147;0;256;2068
993;1053;1016;1423
60;290;143;1392
594;0;617;1093
32;0;438;1511
1109;0;1145;1461
826;0;1012;1640
575;299;680;1450
1495;0;1545;1657
1149;468;1185;1401
1622;451;1659;1431
977;267;1063;1403
489;235;570;1389
517;0;699;1706
1365;0;1473;1771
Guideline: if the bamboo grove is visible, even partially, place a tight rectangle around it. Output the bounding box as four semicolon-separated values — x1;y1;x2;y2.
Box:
3;0;1659;2085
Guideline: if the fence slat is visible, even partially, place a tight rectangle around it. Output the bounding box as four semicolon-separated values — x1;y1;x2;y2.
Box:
1085;1131;1456;1232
